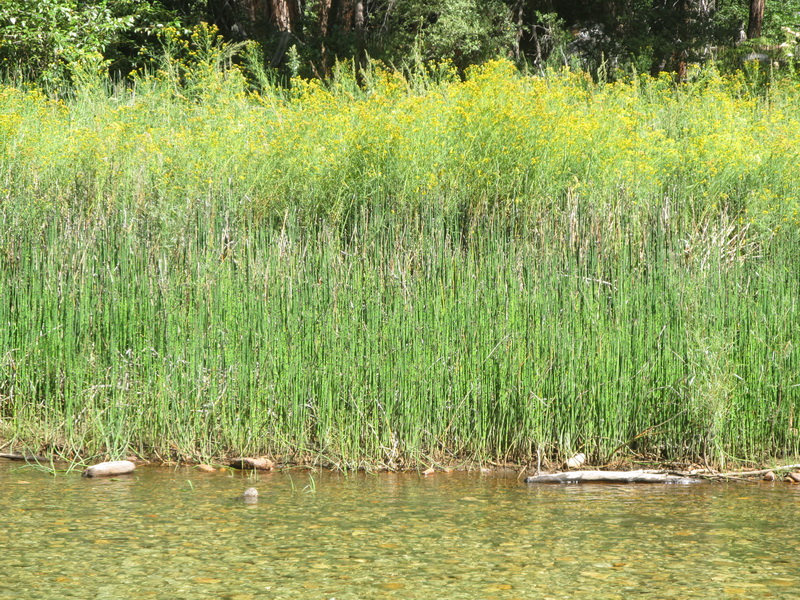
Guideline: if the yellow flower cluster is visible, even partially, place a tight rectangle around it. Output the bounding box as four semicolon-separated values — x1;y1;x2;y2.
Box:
0;53;798;229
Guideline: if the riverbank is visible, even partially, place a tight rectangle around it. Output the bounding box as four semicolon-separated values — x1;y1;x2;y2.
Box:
1;58;799;469
3;440;800;480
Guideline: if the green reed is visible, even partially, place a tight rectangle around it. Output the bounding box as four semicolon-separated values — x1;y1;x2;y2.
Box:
1;197;798;468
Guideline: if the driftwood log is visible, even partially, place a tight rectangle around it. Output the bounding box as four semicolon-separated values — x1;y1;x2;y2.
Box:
527;464;800;484
526;470;701;484
709;465;800;479
82;460;136;478
677;465;800;482
0;452;51;463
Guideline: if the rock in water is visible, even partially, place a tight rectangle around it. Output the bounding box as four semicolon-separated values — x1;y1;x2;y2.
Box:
82;460;136;478
242;487;259;504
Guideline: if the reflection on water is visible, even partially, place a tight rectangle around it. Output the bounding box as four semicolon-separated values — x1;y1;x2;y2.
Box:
1;463;798;599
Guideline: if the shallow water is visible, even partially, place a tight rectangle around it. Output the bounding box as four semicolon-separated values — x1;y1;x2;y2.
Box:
1;462;799;599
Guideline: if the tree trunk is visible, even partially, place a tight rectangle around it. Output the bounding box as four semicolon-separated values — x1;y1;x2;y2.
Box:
317;0;368;75
512;0;525;62
233;0;301;32
747;0;765;39
672;0;690;80
319;0;366;35
353;0;366;70
207;0;303;66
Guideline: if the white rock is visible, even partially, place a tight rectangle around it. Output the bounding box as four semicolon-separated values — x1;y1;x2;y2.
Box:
82;460;136;478
565;453;586;469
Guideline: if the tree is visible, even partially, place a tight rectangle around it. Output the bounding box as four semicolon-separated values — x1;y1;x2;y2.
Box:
2;0;800;84
0;0;134;83
316;0;367;74
206;0;301;66
747;0;765;39
371;0;514;71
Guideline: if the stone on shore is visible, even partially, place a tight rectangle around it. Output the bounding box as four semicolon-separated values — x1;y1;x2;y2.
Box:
229;457;274;471
82;460;136;478
197;464;216;473
565;453;587;469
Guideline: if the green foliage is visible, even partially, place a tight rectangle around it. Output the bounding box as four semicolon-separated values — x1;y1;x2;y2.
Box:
523;10;571;71
372;0;515;71
103;0;206;76
0;0;133;84
0;0;208;84
759;0;800;40
3;0;800;84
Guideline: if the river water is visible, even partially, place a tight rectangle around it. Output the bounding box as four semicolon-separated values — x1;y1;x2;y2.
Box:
1;462;798;599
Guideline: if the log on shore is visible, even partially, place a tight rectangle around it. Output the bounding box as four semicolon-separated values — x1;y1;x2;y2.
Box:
82;461;136;478
710;464;800;479
0;452;51;463
667;464;800;481
526;470;702;484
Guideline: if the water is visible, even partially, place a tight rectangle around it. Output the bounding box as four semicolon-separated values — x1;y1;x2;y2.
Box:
1;462;799;599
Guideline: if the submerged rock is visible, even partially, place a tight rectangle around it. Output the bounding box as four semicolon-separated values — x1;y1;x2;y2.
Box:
242;487;259;504
664;477;704;485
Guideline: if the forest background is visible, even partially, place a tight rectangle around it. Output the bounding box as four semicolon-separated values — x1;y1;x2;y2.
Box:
1;0;799;85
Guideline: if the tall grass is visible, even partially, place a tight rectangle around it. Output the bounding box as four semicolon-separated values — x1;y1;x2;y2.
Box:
0;30;799;467
2;204;798;468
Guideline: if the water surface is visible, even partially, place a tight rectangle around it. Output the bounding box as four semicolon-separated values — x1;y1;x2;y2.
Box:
1;462;798;599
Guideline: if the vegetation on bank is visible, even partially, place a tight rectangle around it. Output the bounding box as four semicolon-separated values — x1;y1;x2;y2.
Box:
1;42;799;469
2;0;800;85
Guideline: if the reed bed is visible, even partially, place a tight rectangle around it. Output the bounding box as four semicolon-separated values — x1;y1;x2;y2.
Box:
1;36;799;468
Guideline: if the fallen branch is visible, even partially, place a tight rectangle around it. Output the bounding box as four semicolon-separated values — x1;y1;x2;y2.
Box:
0;452;50;463
696;464;800;480
526;464;800;485
525;470;702;484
